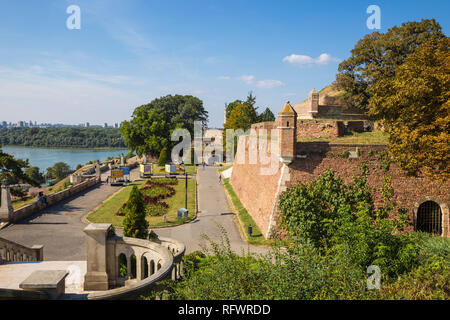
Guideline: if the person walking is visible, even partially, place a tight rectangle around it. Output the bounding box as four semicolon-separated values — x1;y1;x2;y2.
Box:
219;174;222;184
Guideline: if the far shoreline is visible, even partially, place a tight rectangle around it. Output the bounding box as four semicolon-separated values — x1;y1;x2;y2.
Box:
2;145;129;151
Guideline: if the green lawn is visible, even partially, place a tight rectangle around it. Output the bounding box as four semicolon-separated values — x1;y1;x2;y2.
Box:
298;130;388;145
87;177;196;228
222;178;269;246
152;165;197;175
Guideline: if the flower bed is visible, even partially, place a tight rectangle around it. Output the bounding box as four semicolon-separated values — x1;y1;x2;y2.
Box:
116;178;178;217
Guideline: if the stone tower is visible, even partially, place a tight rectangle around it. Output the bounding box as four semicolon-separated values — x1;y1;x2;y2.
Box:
277;101;297;165
309;88;319;116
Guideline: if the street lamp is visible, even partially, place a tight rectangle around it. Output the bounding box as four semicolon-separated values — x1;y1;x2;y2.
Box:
184;163;188;210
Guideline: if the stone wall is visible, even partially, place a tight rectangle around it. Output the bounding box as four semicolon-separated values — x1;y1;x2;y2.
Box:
0;236;43;263
296;120;344;138
287;143;450;236
11;178;100;224
230;136;283;236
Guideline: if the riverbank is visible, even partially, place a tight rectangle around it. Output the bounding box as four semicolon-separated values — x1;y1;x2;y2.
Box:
2;146;129;171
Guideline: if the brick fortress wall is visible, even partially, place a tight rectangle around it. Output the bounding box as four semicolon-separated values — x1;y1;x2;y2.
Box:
230;134;283;236
288;143;450;236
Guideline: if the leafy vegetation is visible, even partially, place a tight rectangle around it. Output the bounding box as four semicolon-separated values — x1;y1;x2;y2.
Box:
0;144;40;190
146;170;448;300
222;178;266;245
120;95;208;158
45;162;71;182
123;186;149;239
335;19;448;180
88;178;196;227
0;127;126;148
370;37;449;180
336;19;445;112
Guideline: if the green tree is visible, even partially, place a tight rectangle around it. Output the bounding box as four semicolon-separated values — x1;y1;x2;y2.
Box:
123;186;149;239
121;95;208;157
336;19;445;111
257;107;275;122
46;162;71;181
24;166;44;184
369;37;450;180
224;99;243;123
121;108;170;158
224;104;258;131
0;145;39;186
224;92;259;124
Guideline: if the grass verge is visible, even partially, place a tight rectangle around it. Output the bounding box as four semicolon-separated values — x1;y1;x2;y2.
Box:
298;130;388;145
222;177;272;246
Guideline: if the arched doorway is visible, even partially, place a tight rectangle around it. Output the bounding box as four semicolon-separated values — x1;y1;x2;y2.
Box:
416;201;442;235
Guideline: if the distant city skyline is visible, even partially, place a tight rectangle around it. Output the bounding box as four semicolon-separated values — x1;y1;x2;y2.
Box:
0;120;122;128
0;1;448;127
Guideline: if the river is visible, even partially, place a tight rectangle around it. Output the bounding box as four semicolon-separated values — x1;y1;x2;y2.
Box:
2;146;130;172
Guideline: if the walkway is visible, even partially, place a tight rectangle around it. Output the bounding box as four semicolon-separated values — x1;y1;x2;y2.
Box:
0;170;123;261
0;166;269;261
154;166;269;255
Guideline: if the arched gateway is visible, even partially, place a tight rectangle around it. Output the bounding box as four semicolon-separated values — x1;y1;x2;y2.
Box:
416;201;442;235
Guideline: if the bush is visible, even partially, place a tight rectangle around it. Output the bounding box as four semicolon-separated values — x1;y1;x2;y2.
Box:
379;258;449;300
158;147;169;166
159;230;372;300
278;168;412;278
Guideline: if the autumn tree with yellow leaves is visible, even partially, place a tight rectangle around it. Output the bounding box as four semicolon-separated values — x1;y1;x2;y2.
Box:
369;37;449;180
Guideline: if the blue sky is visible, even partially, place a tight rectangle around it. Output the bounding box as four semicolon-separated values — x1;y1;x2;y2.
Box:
0;0;448;127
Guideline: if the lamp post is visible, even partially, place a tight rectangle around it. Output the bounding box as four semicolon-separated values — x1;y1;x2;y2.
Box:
184;163;188;210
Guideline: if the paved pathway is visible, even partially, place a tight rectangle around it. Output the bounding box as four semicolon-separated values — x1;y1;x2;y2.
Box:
154;167;269;255
0;170;123;261
0;166;269;261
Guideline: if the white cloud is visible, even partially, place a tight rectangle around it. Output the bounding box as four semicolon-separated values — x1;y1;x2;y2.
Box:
283;53;340;65
256;80;284;89
238;74;255;84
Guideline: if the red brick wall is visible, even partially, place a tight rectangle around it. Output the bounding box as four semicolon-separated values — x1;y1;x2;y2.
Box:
287;149;450;234
297;120;344;138
230;136;282;235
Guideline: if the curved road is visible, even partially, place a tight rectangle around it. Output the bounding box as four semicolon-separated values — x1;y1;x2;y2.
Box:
0;167;268;261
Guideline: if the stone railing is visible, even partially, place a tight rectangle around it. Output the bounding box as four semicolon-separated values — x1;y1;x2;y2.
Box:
83;224;185;300
0;236;43;264
10;177;100;224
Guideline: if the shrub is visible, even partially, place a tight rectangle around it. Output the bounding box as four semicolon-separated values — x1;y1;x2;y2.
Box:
161;230;372;300
278;168;411;278
379;258;449;300
158;147;169;166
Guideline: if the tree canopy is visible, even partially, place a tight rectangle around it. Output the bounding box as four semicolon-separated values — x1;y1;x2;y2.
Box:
46;162;72;181
0;145;39;186
369;37;450;180
224;104;258;131
257;107;276;122
336;19;445;112
0;127;126;148
121;95;208;157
